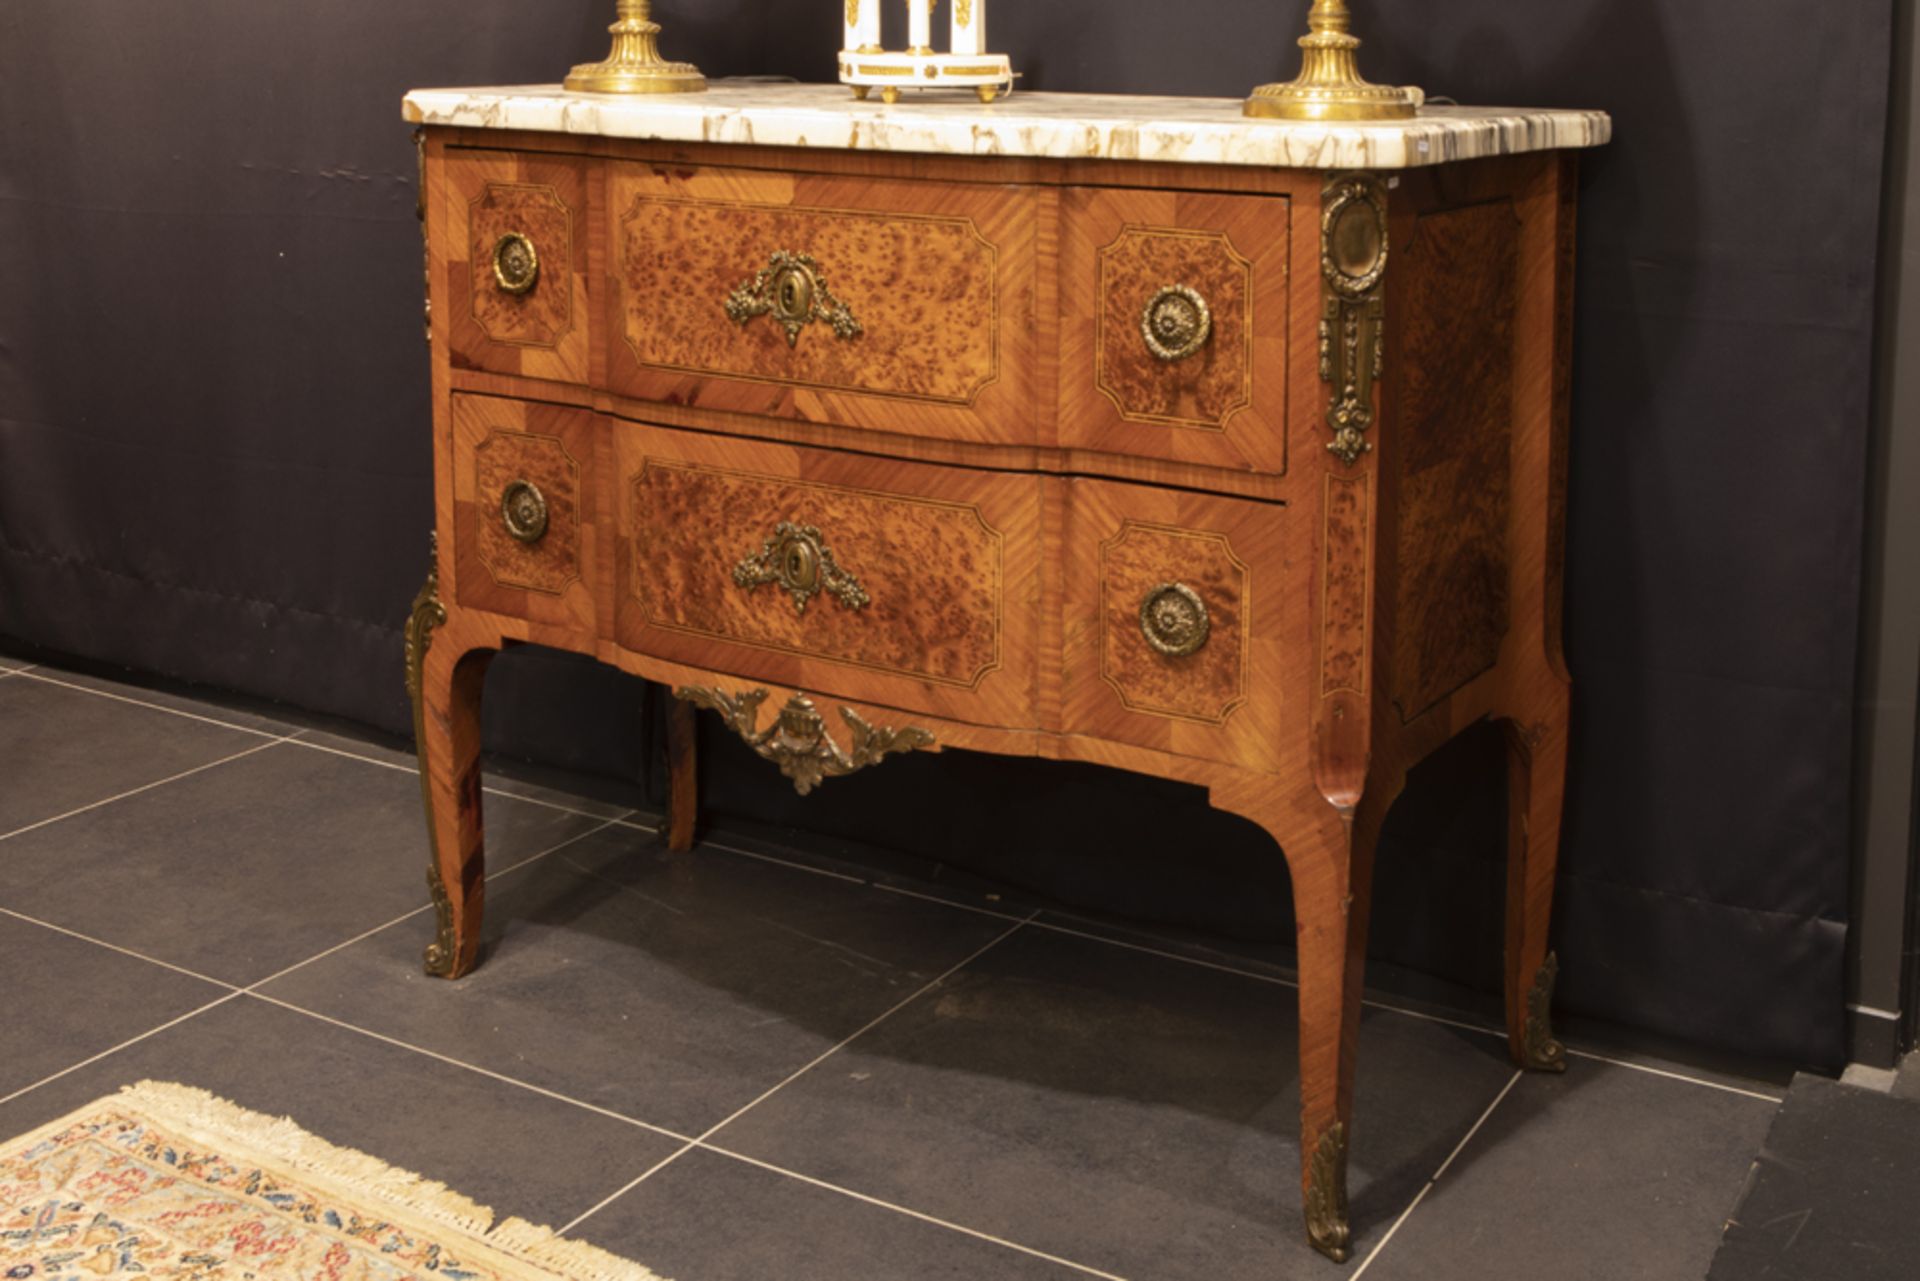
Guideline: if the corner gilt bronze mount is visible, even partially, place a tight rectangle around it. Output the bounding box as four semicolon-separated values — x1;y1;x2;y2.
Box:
1319;174;1389;467
1245;0;1422;122
403;535;456;979
676;686;935;796
1521;951;1569;1072
1305;1122;1352;1263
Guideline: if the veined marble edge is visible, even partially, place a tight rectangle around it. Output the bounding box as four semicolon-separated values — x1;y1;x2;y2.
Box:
402;85;1609;171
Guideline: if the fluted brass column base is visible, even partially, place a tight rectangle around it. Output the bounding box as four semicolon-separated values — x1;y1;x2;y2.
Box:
1245;0;1420;122
564;0;706;95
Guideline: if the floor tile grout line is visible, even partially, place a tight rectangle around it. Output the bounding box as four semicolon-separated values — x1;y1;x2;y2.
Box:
244;990;698;1143
621;816;1791;1106
557;912;1040;1235
8;665;637;830
693;1141;1137;1281
0;994;246;1110
0;812;652;1117
0;813;645;1119
11;665;1784;1106
608;820;1785;1104
0;810;638;1010
695;836;868;884
1350;1069;1525;1279
12;669;290;741
166;984;1132;1281
245;815;637;991
0;732;304;845
870;882;1031;921
283;736;653;827
0;909;241;992
1031;918;1305;988
1562;1048;1784;1104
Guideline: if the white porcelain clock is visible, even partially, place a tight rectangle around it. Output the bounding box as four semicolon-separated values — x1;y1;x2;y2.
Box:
839;0;1016;104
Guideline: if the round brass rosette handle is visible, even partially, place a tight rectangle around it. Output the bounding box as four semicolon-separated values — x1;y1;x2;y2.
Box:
501;479;549;544
492;231;540;296
1140;582;1211;657
1141;285;1213;362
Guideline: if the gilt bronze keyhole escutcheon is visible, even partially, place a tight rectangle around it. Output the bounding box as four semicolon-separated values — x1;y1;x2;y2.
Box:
1141;285;1213;362
733;520;871;614
725;251;864;348
1140;582;1211;657
501;479;549;544
492;231;540;295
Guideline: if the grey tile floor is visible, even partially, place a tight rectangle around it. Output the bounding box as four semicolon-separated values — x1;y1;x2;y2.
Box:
0;656;1788;1280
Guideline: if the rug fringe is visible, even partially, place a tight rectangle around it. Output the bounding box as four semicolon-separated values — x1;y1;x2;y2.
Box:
113;1082;668;1281
490;1217;669;1281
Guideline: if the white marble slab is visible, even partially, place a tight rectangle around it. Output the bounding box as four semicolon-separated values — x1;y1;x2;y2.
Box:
403;82;1609;171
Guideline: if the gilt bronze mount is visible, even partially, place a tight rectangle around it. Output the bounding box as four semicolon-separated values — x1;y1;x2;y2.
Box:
1521;951;1569;1072
675;686;935;796
725;252;864;349
733;521;871;615
1319;173;1389;467
1304;1122;1352;1263
491;232;539;296
1141;285;1213;363
1245;0;1422;123
403;536;456;978
1140;582;1211;658
565;0;706;95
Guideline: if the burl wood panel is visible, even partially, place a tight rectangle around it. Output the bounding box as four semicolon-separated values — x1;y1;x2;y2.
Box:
1099;522;1248;722
630;462;999;684
611;420;1042;729
1321;474;1369;699
450;395;598;636
1389;201;1518;722
1060;188;1292;477
445;150;590;385
606;164;1040;449
1064;478;1285;771
1097;229;1251;428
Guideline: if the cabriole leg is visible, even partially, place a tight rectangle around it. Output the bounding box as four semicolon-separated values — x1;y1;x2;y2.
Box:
1284;806;1373;1263
406;548;495;980
664;693;699;852
1501;695;1571;1072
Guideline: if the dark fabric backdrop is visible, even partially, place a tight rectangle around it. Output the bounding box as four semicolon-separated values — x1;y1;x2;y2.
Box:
0;0;1891;1068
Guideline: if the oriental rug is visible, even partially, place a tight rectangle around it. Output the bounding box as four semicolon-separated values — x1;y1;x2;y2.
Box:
0;1082;666;1281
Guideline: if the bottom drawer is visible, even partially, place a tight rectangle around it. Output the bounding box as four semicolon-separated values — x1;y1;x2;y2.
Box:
1063;478;1288;771
613;420;1042;728
451;395;599;635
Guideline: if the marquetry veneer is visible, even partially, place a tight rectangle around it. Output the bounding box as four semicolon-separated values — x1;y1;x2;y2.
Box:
403;84;1608;1264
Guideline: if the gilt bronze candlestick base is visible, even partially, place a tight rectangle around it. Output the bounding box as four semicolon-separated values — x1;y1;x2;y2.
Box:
565;0;706;95
1245;0;1421;121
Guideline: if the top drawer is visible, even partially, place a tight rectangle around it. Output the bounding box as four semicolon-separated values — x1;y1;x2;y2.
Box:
445;149;591;385
605;163;1041;448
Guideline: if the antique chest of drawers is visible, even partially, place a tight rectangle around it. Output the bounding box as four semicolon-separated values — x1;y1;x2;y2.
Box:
401;83;1609;1262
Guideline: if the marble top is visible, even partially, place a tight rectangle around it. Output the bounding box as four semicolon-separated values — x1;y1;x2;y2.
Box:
403;82;1609;172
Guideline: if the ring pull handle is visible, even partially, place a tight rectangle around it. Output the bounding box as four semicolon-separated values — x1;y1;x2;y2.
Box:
492;231;540;296
725;251;864;348
1140;582;1211;657
1141;284;1213;362
733;521;870;614
501;479;549;544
